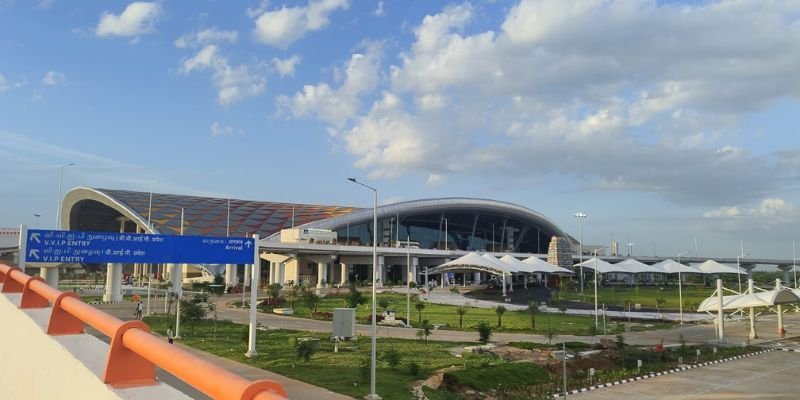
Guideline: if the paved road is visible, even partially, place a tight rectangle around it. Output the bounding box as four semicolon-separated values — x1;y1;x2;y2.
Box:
570;350;800;399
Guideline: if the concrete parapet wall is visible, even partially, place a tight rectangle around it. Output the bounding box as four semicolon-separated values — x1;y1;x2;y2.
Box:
0;290;191;400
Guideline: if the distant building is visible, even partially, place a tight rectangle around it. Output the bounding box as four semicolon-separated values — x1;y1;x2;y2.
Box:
547;236;573;269
611;240;619;256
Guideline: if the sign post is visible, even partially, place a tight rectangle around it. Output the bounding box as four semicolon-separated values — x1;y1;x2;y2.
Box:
246;234;260;358
24;229;256;265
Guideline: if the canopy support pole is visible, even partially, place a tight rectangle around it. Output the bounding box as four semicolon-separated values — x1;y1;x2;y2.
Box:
748;278;758;339
777;278;785;338
717;278;725;343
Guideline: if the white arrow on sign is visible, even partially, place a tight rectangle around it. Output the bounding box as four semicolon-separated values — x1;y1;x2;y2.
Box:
30;232;41;243
245;241;252;248
28;249;40;260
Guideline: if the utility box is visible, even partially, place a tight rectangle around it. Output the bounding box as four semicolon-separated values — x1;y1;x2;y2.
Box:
333;308;356;338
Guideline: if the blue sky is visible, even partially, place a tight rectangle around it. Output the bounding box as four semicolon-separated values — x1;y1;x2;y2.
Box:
1;0;800;260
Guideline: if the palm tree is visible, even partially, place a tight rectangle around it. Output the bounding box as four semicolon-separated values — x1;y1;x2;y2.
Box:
417;319;434;366
455;306;468;328
494;305;507;328
415;302;425;324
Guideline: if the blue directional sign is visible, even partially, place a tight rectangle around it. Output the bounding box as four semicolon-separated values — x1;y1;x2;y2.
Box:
24;229;256;264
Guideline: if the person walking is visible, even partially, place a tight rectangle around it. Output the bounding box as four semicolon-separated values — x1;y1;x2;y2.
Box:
135;300;143;320
167;326;174;344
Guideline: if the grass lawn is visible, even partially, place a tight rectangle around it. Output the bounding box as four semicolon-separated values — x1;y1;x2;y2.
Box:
248;292;652;336
144;315;471;400
558;285;714;311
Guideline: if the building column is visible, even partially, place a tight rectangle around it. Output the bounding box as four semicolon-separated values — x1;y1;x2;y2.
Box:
103;263;122;302
169;263;182;294
244;262;252;289
281;262;289;285
410;257;418;284
40;268;59;288
317;262;327;288
340;263;348;285
473;272;481;285
267;262;274;285
225;264;237;288
376;256;385;288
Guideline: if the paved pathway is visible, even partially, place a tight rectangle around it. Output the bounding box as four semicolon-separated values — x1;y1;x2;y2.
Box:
570;350;800;399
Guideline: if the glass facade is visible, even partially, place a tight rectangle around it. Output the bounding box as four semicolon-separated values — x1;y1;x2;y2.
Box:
335;212;555;253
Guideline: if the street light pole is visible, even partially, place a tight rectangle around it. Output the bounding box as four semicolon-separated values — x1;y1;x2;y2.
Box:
348;178;380;400
406;236;411;328
593;247;607;329
55;163;75;228
677;251;688;324
33;213;41;229
574;212;587;294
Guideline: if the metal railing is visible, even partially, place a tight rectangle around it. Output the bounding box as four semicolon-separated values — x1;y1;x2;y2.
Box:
0;263;287;400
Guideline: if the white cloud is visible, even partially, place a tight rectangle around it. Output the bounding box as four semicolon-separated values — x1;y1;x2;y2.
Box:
179;45;266;106
278;43;381;127
41;71;65;86
374;1;384;17
271;55;301;77
704;198;797;220
251;0;349;48
209;122;239;138
0;73;8;91
95;2;162;38
175;28;238;49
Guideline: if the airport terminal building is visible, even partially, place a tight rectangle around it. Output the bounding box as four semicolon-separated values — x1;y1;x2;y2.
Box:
61;187;572;288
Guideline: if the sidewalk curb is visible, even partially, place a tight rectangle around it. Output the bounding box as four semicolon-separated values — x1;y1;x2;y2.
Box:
551;348;775;398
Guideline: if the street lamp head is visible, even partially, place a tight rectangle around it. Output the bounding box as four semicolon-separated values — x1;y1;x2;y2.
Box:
677;251;689;257
33;213;41;217
574;212;587;218
347;177;356;182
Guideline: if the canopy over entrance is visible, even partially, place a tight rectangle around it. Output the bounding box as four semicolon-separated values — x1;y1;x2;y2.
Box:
614;258;663;273
651;259;700;274
522;256;574;274
575;257;628;274
698;288;800;312
427;252;513;275
692;260;744;275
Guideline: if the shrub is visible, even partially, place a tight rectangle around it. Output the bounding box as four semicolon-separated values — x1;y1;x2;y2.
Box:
345;284;366;308
296;340;316;363
408;361;421;377
477;322;492;344
384;349;402;368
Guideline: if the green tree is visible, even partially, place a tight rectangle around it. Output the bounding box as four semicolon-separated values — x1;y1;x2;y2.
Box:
415;302;426;324
494;305;507;328
455;306;468;328
287;285;302;309
180;293;210;335
303;291;322;313
378;298;390;311
526;300;538;331
345;284;366;308
477;322;492;344
588;324;599;344
616;334;626;367
267;283;282;304
417;319;434;365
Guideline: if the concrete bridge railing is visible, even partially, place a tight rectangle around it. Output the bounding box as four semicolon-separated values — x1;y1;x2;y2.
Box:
0;263;287;400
